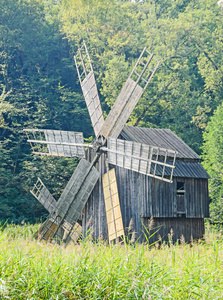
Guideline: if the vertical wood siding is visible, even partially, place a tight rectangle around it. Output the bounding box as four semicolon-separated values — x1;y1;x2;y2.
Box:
141;218;205;243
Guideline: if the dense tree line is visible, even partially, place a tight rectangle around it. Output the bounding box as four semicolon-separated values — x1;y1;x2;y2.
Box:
202;103;223;226
0;0;222;224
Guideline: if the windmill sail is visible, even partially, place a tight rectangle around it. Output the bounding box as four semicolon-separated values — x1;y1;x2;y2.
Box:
24;129;86;158
31;178;57;214
39;158;100;243
31;178;82;243
99;48;160;139
106;138;177;183
102;168;124;243
74;41;104;137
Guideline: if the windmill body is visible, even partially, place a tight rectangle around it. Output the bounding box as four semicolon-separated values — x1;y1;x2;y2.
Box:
24;41;209;244
84;126;210;243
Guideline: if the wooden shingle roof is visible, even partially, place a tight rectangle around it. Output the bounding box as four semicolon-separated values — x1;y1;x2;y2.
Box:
121;126;200;160
120;126;210;179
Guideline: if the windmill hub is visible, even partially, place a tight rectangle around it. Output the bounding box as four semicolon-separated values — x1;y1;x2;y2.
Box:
92;136;106;153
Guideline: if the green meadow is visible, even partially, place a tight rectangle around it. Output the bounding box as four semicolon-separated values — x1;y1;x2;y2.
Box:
0;224;222;299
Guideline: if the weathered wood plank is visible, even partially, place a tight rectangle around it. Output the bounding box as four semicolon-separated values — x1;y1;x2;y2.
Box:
81;71;104;137
141;218;205;244
55;158;100;225
44;130;85;158
100;78;141;139
31;178;57;214
107;138;175;182
74;41;104;137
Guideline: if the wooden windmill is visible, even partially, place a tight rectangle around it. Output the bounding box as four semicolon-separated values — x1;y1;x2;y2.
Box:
24;41;177;244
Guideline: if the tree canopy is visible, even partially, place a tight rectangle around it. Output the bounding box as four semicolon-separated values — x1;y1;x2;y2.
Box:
202;103;223;225
0;0;223;223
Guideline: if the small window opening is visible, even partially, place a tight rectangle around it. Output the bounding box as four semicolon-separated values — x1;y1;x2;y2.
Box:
177;182;185;195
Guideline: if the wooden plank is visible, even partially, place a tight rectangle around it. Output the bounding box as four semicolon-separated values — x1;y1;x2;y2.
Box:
83;150;112;241
34;219;59;241
74;42;104;137
100;49;159;139
189;178;193;218
120;164;128;233
100;78;143;139
31;177;83;243
201;179;205;218
196;179;201;217
168;181;172;217
54;158;100;225
173;178;177;217
45;130;85;158
166;181;171;217
194;178;197;217
136;174;141;235
148;177;153;217
162;181;166;217
160;181;163;217
156;180;160;217
191;178;195;218
107;138;175;183
188;178;194;218
81;71;104;137
31;178;57;214
205;179;210;217
62;221;82;244
140;174;145;217
200;179;203;217
165;180;169;217
102;168;124;243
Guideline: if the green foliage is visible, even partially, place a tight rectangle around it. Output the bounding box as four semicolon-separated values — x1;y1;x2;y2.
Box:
100;55;130;109
0;0;223;224
60;0;223;154
202;103;223;225
0;0;90;223
0;225;223;299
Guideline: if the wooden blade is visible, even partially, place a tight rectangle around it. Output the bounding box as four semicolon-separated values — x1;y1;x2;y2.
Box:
102;168;124;243
39;158;100;243
61;221;82;244
31;178;82;243
24;129;86;158
30;177;57;214
33;219;64;241
107;138;177;183
74;41;104;137
99;48;160;139
34;219;82;244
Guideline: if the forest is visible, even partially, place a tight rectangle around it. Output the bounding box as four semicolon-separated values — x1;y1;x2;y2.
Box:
0;0;223;226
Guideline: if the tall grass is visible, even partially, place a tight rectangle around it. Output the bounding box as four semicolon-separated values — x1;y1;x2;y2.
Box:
0;224;222;299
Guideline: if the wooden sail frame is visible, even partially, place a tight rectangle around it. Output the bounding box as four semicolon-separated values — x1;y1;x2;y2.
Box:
102;168;125;243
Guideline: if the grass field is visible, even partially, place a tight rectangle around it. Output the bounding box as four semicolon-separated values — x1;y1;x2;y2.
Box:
0;224;222;299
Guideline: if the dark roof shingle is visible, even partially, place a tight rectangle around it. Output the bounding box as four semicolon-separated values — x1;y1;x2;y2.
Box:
120;126;210;179
121;126;200;160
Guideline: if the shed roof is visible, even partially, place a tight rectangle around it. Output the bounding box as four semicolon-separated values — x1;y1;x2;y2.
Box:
121;126;200;160
120;126;210;179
